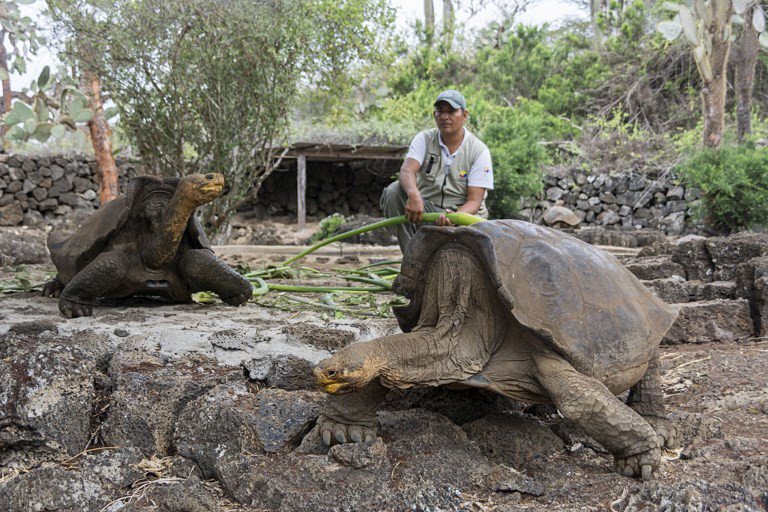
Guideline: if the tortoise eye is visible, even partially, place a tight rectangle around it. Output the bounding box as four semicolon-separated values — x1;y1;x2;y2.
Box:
326;370;337;378
206;174;214;180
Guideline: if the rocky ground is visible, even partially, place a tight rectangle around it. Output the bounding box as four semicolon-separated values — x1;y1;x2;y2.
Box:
0;223;767;511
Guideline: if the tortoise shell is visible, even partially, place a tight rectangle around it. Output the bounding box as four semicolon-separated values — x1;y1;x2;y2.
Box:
392;220;678;375
47;176;210;283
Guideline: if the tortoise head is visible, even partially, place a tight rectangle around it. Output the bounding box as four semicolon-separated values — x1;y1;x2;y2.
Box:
178;173;225;207
313;342;385;395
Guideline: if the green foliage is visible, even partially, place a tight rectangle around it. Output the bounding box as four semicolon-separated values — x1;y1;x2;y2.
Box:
599;0;648;54
3;67;94;144
677;145;768;232
477;24;554;103
311;213;346;242
482;99;572;218
48;0;393;233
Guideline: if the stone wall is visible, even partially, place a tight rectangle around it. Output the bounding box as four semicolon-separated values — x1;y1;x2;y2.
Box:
247;160;397;219
524;167;700;236
0;153;142;227
0;152;701;236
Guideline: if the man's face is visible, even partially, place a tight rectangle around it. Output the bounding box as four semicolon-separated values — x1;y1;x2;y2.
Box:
433;101;468;138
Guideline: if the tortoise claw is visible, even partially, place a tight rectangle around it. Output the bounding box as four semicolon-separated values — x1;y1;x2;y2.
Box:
42;278;64;298
316;415;377;447
614;447;660;480
59;298;93;318
221;291;250;306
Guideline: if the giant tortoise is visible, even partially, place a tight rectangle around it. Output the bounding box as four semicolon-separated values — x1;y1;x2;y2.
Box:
311;220;679;479
42;173;253;318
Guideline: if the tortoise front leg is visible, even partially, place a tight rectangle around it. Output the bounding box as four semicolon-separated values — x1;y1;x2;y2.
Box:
58;252;130;318
534;354;661;480
178;249;252;306
626;351;677;450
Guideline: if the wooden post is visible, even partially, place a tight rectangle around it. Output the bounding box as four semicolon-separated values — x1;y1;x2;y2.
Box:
297;154;306;230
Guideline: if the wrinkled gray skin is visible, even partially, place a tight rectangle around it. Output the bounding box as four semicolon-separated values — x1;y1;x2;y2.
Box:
42;174;252;318
311;220;679;480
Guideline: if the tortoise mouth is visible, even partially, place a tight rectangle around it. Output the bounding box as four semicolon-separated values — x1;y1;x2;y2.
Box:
318;380;353;394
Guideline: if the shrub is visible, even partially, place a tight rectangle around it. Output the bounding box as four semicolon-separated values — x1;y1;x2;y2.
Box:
481;99;575;219
677;145;768;233
311;213;346;242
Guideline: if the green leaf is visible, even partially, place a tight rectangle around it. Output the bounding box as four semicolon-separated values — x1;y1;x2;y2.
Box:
73;108;94;123
0;68;8;81
103;106;120;120
7;126;26;141
732;0;751;15
37;66;50;89
759;31;768;47
678;7;698;45
13;101;34;122
31;123;53;142
754;6;765;32
0;19;15;33
23;118;37;134
15;0;36;5
70;96;88;114
662;2;683;12
657;20;683;40
732;14;745;24
51;124;67;138
34;97;48;123
3;111;19;126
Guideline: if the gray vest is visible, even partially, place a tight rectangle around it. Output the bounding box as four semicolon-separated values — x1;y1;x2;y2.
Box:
415;128;489;218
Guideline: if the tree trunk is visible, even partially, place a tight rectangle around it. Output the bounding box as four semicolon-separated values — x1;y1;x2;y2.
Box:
442;0;455;51
734;6;759;143
424;0;435;47
84;72;119;204
590;0;604;50
699;1;732;149
0;30;11;138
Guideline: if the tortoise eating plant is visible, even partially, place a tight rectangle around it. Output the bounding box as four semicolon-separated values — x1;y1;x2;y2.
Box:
311;220;679;479
43;173;252;318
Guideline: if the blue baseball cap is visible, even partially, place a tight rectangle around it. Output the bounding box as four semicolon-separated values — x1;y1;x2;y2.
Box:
434;89;467;110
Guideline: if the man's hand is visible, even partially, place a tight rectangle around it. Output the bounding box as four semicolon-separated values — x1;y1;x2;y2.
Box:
435;209;454;227
405;192;424;224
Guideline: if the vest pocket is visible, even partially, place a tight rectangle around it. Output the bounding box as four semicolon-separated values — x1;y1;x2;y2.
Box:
420;153;439;182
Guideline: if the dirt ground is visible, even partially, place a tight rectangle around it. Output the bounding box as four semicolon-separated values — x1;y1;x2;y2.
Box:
1;224;767;510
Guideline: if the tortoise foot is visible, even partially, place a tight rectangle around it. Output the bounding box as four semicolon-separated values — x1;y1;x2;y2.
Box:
614;447;660;480
316;414;376;446
42;278;64;298
220;290;251;307
645;416;677;450
59;297;93;318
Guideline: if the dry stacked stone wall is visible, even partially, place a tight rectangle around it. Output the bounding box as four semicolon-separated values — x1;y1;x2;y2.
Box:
0;153;142;227
247;160;397;219
522;166;700;236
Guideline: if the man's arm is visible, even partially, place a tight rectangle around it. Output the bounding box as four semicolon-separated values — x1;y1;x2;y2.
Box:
399;158;425;224
457;186;486;215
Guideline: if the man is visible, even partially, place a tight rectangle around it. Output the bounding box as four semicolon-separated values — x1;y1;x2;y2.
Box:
380;89;494;252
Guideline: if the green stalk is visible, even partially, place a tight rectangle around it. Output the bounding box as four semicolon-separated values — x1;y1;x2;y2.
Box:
281;212;483;266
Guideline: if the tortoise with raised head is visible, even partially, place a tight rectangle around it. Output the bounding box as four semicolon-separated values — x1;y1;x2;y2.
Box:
311;220;679;479
42;173;252;318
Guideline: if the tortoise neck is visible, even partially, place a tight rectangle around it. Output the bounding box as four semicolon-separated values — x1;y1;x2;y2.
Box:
142;186;199;269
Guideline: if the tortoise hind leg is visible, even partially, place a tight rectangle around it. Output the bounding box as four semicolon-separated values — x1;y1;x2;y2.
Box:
534;354;661;480
58;252;130;318
626;351;677;450
178;249;252;306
